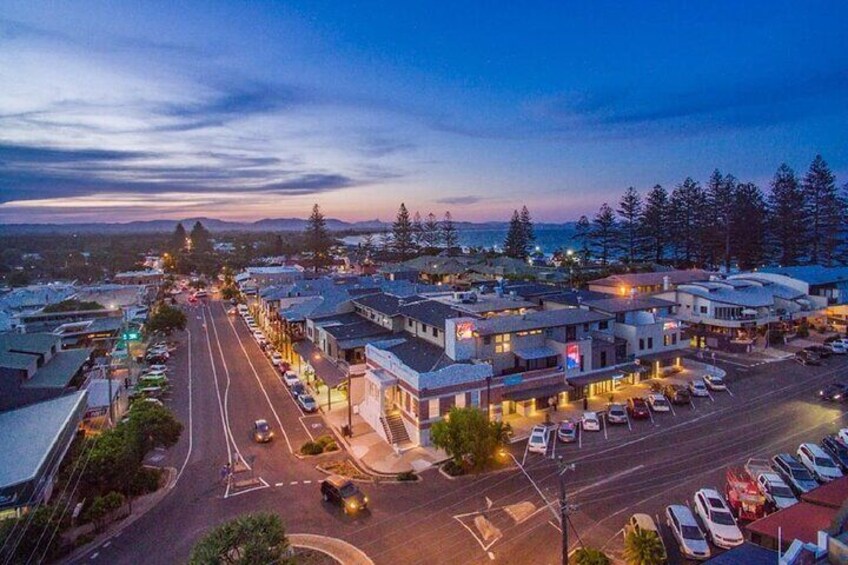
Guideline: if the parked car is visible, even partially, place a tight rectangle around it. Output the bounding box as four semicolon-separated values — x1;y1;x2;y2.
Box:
829;342;848;355
291;382;306;398
804;345;832;358
237;304;249;315
606;403;628;425
227;307;237;316
270;352;284;366
282;372;301;388
756;472;798;511
320;475;368;515
688;380;710;398
627;397;650;419
647;393;671;413
252;330;265;341
253;419;274;443
819;382;848;402
581;411;601;431
665;504;710;561
297;394;318;413
139;375;169;387
797;443;843;482
147;364;168;372
142;369;168;379
693;489;744;549
838;428;848;446
795;350;822;366
664;384;691;405
194;290;208;299
821;436;848;472
624;514;666;562
557;420;578;443
771;453;819;495
528;425;549;453
703;374;726;391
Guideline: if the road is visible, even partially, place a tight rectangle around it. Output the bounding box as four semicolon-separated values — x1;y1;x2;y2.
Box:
71;301;848;564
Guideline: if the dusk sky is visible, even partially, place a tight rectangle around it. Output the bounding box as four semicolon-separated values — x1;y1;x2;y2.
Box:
1;1;846;224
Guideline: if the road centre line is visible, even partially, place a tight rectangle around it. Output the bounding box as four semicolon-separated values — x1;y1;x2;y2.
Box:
199;308;235;471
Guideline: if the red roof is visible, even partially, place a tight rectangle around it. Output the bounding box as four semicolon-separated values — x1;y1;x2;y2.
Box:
745;502;835;545
801;475;848;509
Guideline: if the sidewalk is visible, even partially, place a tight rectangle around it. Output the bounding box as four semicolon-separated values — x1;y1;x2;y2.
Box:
323;407;446;475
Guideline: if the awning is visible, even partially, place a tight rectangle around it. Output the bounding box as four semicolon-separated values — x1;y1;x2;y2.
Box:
566;363;645;388
502;382;570;402
513;345;558;360
292;341;348;387
634;349;684;364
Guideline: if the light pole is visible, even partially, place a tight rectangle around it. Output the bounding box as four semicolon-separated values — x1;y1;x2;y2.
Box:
557;457;576;565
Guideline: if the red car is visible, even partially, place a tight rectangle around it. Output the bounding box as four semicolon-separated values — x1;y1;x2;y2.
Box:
188;295;198;304
627;397;650;419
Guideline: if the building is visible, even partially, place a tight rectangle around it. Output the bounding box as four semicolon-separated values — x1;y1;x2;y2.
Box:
237;265;305;289
656;276;820;352
0;391;87;520
113;269;165;287
745;502;834;553
428;290;537;318
703;543;778;564
82;377;128;431
587;269;713;296
759;265;848;330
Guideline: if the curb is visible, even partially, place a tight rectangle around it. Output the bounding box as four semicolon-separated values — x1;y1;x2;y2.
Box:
289;533;374;565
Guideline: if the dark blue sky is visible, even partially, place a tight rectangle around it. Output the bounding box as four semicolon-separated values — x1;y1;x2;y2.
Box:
1;1;846;222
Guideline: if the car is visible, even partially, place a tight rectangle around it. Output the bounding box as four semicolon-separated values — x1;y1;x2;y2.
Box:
771;453;819;495
664;384;691;405
297;394;318;413
141;369;168;379
291;382;306;398
795;350;822;366
665;504;710;561
557;420;578;443
139;374;169;387
797;443;843;482
693;488;744;549
756;472;798;511
704;373;726;391
137;386;165;398
829;342;848;355
647;393;670;413
252;330;265;341
804;345;832;358
227;307;237;316
649;380;665;393
838;428;848;446
829;337;848;348
688;380;710;398
528;425;550;453
581;411;601;431
145;354;169;364
147;364;168;373
188;295;198;304
237;304;249;315
821;436;848;471
819;383;848;402
253;419;274;443
624;514;667;562
282;372;301;388
194;290;208;298
244;315;255;324
270;352;284;366
320;475;368;514
627;397;650;419
606;403;628;425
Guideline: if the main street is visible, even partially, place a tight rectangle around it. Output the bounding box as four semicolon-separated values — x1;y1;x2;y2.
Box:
71;299;848;564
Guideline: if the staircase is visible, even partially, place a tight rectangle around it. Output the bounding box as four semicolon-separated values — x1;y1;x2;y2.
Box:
380;411;410;445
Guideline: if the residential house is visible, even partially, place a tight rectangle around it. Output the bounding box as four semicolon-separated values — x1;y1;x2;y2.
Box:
112;269;164;287
588;269;713;296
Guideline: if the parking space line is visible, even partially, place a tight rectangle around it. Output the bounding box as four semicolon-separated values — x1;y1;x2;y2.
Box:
627;417;632;432
648;408;654;425
578;427;583;449
706;389;715;403
725;386;735;397
668;402;676;417
551;428;558;460
603;414;609;441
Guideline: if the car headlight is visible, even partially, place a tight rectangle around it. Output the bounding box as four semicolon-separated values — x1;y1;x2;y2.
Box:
363;496;368;503
347;501;358;509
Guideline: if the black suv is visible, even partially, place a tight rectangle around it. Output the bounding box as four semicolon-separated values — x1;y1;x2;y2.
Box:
805;345;832;359
663;384;690;405
821;436;848;471
321;475;368;515
819;383;848;402
795;351;822;366
771;453;819;495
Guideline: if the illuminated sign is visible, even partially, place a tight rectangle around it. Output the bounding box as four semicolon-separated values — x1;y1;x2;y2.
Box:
455;321;474;340
566;344;580;370
663;321;678;331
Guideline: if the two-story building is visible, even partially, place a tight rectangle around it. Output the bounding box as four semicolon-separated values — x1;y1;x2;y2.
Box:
758;266;848;331
588;269;713;296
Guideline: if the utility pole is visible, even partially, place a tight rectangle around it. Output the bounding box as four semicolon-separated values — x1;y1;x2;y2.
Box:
557;457;575;565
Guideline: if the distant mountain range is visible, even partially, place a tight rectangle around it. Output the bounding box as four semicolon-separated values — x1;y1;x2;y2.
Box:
0;217;576;235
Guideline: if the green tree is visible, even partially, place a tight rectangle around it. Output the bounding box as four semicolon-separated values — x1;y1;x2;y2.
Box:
0;504;64;563
574;547;611;565
190;221;212;254
43;299;105;313
430;407;509;472
422;212;440;249
412;211;425;248
705;170;736;271
519;205;535;250
304;204;332;272
392;203;416;260
127;401;183;454
146;304;187;335
441;211;459;256
591;203;618;266
171;222;188;254
639;184;670;263
361;233;375;258
768;163;807;266
670;177;708;266
503;210;527;258
731;182;768;270
617;187;643;264
574;215;592;262
803;154;841;265
188;513;293;565
623;528;666;565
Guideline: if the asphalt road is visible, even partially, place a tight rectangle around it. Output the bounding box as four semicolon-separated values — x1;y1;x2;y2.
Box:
69;301;848;565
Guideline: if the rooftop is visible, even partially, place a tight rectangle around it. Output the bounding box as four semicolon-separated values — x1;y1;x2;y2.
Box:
540;289;611;306
675;280;803;308
800;474;848;509
429;292;536;314
0;332;60;356
745;501;835;545
373;337;455;373
581;295;678;314
353;292;421;317
23;348;92;389
314;313;392;342
473;308;611;336
702;543;778;565
0;391;87;487
589;269;712;289
400;299;466;328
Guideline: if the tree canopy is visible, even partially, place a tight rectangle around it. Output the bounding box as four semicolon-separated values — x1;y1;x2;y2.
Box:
430;406;509;472
188;513;293;565
146;304;187;335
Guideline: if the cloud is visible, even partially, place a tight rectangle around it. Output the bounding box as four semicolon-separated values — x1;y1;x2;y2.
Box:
436;195;482;205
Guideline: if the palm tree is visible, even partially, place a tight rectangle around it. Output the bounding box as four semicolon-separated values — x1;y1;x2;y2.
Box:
624;528;666;565
574;547;611;565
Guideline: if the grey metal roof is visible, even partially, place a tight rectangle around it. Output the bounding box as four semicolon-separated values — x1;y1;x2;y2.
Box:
23;348;92;389
589;269;713;288
353;293;421;317
474;309;611;336
400;300;465;328
540;290;611;306
0;391;87;487
0;332;59;355
582;296;677;314
0;350;36;370
513;345;558;360
376;337;455;373
318;317;391;342
759;265;848;286
676;283;777;308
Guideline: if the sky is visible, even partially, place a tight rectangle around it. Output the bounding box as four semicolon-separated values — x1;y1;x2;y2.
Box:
1;1;847;224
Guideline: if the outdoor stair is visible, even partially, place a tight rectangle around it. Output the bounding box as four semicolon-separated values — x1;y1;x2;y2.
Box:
381;411;410;445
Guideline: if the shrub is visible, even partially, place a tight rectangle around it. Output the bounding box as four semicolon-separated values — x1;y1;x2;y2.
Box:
397;471;417;481
315;435;335;448
300;441;323;456
128;467;161;496
442;460;465;477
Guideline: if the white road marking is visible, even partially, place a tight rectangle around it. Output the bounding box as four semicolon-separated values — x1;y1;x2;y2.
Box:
90;552;99;560
199;308;235;474
102;541;111;548
175;328;194;486
509;453;559;522
276;482;285;487
488;551;496;560
303;480;312;484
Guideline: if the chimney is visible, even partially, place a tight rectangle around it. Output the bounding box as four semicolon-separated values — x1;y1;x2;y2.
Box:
662;276;671;291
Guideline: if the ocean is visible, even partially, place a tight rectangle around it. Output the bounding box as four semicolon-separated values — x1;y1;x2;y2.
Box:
342;226;578;254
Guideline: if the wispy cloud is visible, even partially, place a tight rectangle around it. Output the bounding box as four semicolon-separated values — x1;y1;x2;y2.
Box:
436;195;482;205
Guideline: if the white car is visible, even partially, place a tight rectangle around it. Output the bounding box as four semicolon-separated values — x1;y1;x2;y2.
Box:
297;394;318;413
665;505;710;561
282;372;300;388
838;428;848;446
756;472;798;511
147;364;168;373
647;394;670;413
581;411;601;431
829;342;847;354
797;443;843;482
252;330;265;342
693;489;744;549
141;369;167;379
703;374;726;391
688;379;709;397
270;352;284;366
527;425;549;454
237;304;249;315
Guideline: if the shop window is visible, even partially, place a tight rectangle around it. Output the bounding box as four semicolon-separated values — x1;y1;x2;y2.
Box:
483;336;491;345
700;306;708;314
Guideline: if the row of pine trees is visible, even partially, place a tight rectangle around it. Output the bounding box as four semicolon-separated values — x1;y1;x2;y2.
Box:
574;155;845;270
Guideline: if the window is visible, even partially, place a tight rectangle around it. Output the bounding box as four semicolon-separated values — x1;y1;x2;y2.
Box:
699;305;708;314
672;334;677;345
455;393;466;408
639;338;645;351
647;337;653;349
483;336;491;345
433;327;439;337
470;390;480;407
600;351;607;368
583;324;589;331
428;398;439;419
408;318;413;328
599;320;609;330
664;334;671;346
566;326;577;341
